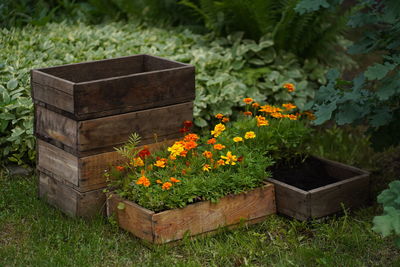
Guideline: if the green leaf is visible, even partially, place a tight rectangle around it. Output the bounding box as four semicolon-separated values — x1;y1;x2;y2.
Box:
295;0;330;14
365;63;396;81
117;202;126;210
313;102;337;125
7;79;18;90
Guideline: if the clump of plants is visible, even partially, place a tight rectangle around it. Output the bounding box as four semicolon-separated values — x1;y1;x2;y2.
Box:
106;84;313;212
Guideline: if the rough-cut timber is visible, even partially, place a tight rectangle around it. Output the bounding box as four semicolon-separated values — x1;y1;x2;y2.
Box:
107;183;276;244
267;156;370;221
37;139;176;192
31;54;195;120
39;172;106;217
35;102;193;156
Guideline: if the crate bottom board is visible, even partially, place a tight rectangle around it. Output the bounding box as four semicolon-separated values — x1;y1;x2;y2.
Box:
39;172;106;218
107;183;276;244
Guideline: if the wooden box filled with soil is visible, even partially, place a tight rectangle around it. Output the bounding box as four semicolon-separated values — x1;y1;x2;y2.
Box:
107;184;276;244
266;156;370;221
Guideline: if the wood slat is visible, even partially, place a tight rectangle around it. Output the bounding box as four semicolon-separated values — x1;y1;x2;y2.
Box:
31;82;75;113
31;69;74;95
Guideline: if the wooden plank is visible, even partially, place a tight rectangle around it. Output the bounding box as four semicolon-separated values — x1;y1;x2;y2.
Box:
151;184;275;243
32;82;75;113
78;102;193;152
107;194;155;243
35;105;78;148
266;178;310;221
143;54;184;71
31;69;74;95
309;174;370;218
74;66;195;118
313;156;370;181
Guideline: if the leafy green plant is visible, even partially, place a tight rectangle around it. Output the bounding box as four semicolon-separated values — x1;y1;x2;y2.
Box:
373;180;400;247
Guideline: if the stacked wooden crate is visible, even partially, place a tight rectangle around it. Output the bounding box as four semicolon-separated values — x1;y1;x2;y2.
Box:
31;54;195;217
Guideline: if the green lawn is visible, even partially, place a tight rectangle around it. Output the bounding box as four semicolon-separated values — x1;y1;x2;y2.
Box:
1;170;398;267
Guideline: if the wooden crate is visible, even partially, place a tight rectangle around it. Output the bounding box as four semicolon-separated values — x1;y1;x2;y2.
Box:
267;156;370;221
107;184;276;244
31;54;195;120
39;172;106;217
35;102;193;157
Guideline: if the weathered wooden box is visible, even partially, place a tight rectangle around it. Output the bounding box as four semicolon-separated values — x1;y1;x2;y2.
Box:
107;184;276;244
267;156;370;221
31;54;195;120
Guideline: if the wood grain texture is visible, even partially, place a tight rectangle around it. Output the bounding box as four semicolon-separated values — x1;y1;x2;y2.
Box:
39;172;105;218
32;82;75;113
107;184;276;244
31;69;74;94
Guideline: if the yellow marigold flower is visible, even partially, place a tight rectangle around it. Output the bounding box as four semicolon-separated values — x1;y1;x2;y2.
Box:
259;105;282;114
184;133;199;142
221;151;238;165
244;131;256;139
202;151;213;159
271;112;284;118
136;176;151;187
222;117;230;123
286;114;298;120
252;102;260;108
170;177;181;183
282;103;297;111
283;83;295;92
303;111;316;120
133;157;144;167
154;159;167;168
256;115;269;127
162;182;172;190
213;144;226;150
216;159;226;166
233;136;243;142
215;113;224;119
243;111;252;116
202;164;211;172
211;123;226;137
156;179;163;184
243;98;253;104
168;142;185;157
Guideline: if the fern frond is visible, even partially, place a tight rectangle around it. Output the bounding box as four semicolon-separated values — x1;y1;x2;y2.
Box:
114;133;141;160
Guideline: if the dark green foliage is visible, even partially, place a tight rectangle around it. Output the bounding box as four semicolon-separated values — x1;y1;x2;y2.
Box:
309;0;400;148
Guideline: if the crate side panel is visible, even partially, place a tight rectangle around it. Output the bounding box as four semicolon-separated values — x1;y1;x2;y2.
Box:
32;83;74;113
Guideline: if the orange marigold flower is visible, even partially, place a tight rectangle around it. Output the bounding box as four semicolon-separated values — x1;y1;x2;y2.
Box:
243;111;252;116
243;98;253;104
283;83;295;92
259;105;283;114
180;150;188;157
183;120;193;128
216;159;226;166
136;176;151;187
303;111;316;120
202;151;213;159
170;177;181;183
202;164;211;172
184;133;199;142
179;127;190;133
213;144;226;150
222;117;230;123
221;151;238;165
182;169;187;175
207;138;217;144
282;103;297;111
233;136;243;142
244;131;256;139
211;123;226;137
256;115;269;127
270;112;284;118
215;113;224;119
154;159;167;168
132;157;144;167
286;114;298;120
252;102;260;108
162;182;172;190
156;179;163;184
183;140;198;150
115;165;124;171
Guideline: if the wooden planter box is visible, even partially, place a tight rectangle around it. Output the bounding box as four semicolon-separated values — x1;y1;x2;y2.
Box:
267;156;370;221
107;184;276;244
31;54;195;120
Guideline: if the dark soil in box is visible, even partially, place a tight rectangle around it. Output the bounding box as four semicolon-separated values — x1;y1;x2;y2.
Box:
270;157;341;191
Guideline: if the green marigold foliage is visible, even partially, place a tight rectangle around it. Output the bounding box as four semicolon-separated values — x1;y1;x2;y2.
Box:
373;180;400;247
0;22;329;165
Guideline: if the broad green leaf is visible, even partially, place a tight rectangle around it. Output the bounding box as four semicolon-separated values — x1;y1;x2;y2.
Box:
365;63;396;81
7;79;18;90
117;202;125;210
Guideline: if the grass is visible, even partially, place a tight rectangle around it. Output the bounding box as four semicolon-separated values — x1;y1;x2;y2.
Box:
1;170;399;266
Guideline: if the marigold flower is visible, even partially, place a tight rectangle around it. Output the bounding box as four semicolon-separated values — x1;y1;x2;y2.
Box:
222;117;230;123
207;138;217;144
138;148;151;159
184;133;199;142
282;103;297;111
183;140;198;151
283;83;295;92
215;113;224;119
237;156;244;162
203;151;213;159
154;159;167;168
243;98;253;104
243;111;252;116
180;150;188;157
136;176;151;187
244;131;256;139
170;177;181;183
179;127;190;133
202;164;211;172
115;165;124;171
216;159;226;166
303;111;316;120
213;144;226;150
233;137;243;142
259;105;283;114
182;169;187;175
183;120;193;128
252;102;260;108
211;123;226;137
256;115;269;127
156;179;163;184
132;157;144;167
286;114;298;120
168;142;185;157
221;151;238;165
162;182;172;190
270;112;284;119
